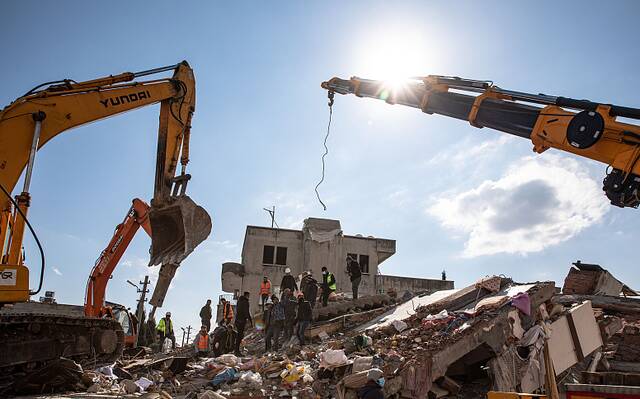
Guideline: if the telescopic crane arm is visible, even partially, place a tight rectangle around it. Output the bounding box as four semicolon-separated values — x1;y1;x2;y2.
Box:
322;76;640;208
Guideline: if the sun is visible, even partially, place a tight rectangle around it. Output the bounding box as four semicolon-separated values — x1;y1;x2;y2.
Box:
355;30;432;84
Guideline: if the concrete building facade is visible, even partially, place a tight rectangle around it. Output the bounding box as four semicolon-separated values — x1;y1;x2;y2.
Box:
221;217;453;310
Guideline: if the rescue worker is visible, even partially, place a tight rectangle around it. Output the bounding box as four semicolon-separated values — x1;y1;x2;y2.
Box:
321;267;336;307
234;292;253;356
280;267;298;298
200;299;212;332
156;311;175;349
347;255;362;299
357;369;385;399
282;288;298;340
220;298;234;326
193;325;210;356
302;271;319;308
296;293;313;346
265;295;285;352
260;276;272;312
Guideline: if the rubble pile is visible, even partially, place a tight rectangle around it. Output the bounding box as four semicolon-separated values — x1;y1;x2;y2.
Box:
6;264;640;398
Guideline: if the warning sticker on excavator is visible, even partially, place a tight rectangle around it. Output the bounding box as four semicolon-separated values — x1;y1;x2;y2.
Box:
0;269;17;286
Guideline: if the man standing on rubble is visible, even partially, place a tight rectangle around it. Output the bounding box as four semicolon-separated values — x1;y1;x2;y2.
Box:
296;293;313;346
282;288;298;341
265;295;285;352
347;255;362;299
220;298;234;326
233;291;253;356
302;271;318;308
321;266;336;307
200;299;212;332
193;325;210;356
156;311;175;349
260;276;272;312
280;267;298;298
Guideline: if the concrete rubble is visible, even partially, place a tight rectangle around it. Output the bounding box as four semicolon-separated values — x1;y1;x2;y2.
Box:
6;263;640;398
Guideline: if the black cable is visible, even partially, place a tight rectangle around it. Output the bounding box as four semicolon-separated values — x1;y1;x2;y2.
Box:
315;103;333;211
0;183;45;296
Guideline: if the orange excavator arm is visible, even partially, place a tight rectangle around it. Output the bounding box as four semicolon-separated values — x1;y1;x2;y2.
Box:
0;61;211;304
85;199;151;318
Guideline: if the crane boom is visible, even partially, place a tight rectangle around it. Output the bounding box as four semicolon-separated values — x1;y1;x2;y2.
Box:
322;76;640;208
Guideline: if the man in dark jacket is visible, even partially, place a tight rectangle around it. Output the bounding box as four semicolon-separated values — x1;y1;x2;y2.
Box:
302;272;319;308
199;299;212;332
265;295;285;352
280;267;298;298
295;293;313;345
347;255;362;299
282;288;298;340
233;292;253;356
357;369;385;399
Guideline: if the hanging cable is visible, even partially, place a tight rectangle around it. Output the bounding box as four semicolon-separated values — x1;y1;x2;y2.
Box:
0;183;46;295
315;91;335;211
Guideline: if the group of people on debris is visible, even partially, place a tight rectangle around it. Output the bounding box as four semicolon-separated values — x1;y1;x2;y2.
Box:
155;256;363;358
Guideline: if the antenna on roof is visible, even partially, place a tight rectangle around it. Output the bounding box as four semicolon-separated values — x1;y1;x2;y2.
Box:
263;205;279;228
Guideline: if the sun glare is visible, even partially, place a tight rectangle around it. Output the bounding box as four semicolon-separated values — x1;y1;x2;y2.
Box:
356;30;431;83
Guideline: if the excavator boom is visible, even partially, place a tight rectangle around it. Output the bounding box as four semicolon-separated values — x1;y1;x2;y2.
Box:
322;76;640;208
0;61;211;304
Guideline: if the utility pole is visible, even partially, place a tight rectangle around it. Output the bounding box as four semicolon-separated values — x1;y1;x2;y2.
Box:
127;276;150;347
181;327;187;347
185;325;192;345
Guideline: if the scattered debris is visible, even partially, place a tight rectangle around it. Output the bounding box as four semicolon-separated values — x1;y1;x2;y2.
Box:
5;264;640;399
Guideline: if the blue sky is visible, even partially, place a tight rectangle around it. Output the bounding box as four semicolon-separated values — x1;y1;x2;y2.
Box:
3;1;640;334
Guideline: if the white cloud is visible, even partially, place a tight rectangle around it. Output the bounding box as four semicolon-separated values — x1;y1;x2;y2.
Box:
426;135;514;166
386;188;412;208
52;267;63;276
427;155;609;257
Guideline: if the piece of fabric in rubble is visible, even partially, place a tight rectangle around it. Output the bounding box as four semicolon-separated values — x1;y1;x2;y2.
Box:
401;358;432;398
308;228;341;243
510;292;531;316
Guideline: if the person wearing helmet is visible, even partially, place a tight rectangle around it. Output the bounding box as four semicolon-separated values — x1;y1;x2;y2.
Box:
156;311;175;349
357;369;385;399
279;267;298;299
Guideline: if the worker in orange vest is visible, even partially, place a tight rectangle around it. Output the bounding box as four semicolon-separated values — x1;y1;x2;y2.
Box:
193;325;210;356
220;298;234;326
260;276;272;312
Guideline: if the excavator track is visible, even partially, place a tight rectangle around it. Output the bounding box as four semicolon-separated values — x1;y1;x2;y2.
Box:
0;310;124;389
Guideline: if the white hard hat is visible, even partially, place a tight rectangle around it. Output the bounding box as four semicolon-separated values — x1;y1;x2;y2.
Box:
285;267;291;274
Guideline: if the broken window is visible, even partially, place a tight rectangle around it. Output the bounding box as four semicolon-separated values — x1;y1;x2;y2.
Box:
263;245;287;266
275;247;288;265
263;245;275;265
359;254;370;274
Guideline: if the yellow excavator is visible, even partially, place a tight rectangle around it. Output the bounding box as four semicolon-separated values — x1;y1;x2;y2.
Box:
322;76;640;208
0;61;211;375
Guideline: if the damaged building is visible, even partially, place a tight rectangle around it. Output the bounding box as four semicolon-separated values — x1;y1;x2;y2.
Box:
221;217;453;309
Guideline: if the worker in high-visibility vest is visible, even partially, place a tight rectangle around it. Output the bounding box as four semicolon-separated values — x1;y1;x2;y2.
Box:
156;311;175;349
260;276;272;312
321;267;336;307
220;298;234;325
193;325;210;356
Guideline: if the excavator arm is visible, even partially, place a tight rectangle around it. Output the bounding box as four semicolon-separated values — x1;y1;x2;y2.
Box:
85;198;151;318
0;61;211;303
322;76;640;208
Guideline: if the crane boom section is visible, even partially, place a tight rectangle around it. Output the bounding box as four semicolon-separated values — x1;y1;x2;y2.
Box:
322;76;640;208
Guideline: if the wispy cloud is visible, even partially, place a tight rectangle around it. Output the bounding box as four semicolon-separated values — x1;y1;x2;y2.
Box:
427;155;609;257
52;267;63;276
426;135;514;167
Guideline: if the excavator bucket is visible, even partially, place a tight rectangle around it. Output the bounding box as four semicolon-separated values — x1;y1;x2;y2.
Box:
148;195;212;266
